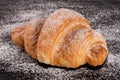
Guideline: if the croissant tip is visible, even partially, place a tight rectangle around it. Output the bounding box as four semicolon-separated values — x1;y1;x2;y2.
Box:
87;44;108;66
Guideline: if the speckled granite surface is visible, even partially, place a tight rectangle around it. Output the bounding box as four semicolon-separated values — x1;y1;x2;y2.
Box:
0;0;120;80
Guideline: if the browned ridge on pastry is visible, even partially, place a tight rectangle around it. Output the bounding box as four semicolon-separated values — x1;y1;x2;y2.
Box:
11;8;108;68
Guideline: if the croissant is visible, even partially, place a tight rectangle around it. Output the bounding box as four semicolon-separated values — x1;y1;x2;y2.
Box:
11;8;108;68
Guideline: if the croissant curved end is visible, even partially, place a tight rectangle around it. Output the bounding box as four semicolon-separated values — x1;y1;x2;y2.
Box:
88;44;108;66
11;26;25;47
86;35;108;66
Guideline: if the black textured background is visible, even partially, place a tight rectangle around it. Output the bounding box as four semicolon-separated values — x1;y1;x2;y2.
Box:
0;0;120;80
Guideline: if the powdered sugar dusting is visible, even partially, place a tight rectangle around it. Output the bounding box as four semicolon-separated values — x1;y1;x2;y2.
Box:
107;53;120;67
43;8;86;34
0;0;120;79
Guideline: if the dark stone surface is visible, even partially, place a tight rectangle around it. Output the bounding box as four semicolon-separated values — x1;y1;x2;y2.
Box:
0;0;120;80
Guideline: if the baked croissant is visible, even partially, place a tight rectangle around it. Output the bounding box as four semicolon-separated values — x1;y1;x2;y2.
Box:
11;9;108;68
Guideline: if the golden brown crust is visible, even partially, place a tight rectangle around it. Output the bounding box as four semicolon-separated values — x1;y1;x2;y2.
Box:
11;25;26;47
85;32;108;66
24;18;45;59
11;18;45;59
11;8;108;68
52;28;90;68
37;9;91;64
